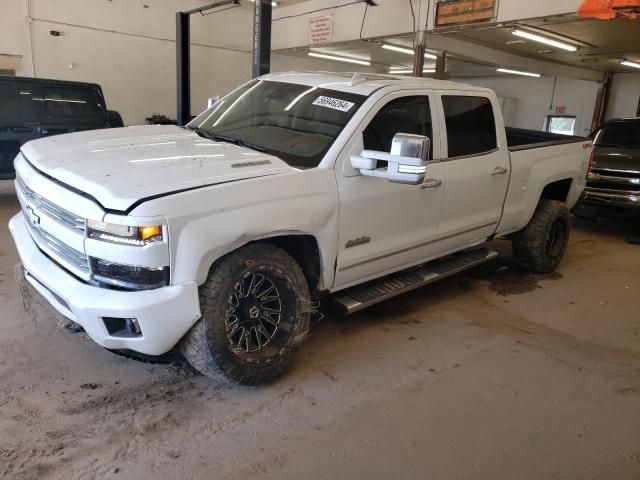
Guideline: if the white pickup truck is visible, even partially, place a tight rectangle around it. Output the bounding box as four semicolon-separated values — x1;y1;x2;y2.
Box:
9;72;593;384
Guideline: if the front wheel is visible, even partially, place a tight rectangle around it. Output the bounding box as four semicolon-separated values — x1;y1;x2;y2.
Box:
512;199;571;273
180;243;311;385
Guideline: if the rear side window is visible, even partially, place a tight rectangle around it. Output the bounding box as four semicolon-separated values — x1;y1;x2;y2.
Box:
41;86;104;123
363;96;433;157
0;81;41;125
442;96;496;158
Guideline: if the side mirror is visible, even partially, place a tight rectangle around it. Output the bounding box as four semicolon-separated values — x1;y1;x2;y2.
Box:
207;95;220;109
351;133;430;184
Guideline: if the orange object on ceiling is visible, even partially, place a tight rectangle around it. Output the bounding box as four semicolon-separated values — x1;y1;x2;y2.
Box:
578;0;640;19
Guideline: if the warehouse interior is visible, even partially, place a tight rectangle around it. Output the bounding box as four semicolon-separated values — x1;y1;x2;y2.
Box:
0;0;639;479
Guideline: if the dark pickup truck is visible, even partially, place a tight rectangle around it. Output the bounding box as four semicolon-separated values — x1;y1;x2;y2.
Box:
0;76;123;180
575;118;640;218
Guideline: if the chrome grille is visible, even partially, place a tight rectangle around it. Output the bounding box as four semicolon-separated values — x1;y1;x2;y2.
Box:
16;176;85;232
21;209;90;274
17;175;90;276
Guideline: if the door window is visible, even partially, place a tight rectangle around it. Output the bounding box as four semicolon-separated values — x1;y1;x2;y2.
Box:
41;86;104;123
363;96;433;158
442;96;497;158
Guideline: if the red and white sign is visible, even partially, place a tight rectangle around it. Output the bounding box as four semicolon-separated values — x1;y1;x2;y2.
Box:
555;106;567;115
308;15;334;45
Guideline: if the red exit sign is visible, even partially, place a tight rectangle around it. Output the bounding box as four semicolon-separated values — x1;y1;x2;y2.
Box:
555;106;567;115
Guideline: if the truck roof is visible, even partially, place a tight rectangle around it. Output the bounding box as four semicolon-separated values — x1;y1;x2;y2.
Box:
0;75;102;90
262;71;492;96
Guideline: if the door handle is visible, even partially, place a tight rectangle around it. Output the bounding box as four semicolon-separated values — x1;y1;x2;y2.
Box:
421;178;443;189
491;166;508;176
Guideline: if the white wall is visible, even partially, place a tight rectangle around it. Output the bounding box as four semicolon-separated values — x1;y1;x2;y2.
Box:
272;0;419;50
0;0;32;75
459;75;600;136
1;0;256;125
605;72;640;120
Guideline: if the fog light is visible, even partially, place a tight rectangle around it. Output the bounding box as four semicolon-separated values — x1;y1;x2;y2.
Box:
126;318;142;335
103;317;143;338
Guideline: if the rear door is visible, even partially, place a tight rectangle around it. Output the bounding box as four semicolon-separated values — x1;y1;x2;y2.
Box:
435;93;510;251
39;84;108;136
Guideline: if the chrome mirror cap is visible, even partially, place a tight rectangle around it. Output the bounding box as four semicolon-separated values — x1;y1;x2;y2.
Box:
391;133;430;162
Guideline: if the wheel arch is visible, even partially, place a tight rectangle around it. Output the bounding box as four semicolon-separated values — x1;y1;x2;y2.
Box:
540;178;573;203
197;232;327;295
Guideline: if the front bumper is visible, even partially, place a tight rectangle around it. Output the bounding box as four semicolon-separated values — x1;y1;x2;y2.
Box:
581;188;640;210
9;214;201;355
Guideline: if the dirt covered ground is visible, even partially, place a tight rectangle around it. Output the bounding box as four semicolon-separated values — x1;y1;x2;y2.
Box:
0;181;639;480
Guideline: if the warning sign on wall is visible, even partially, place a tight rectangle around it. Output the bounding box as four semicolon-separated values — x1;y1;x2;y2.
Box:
308;15;334;45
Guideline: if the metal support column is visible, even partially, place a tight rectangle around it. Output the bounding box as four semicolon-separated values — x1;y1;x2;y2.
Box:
435;50;447;80
176;0;239;125
412;30;426;77
252;0;272;78
176;12;190;126
590;71;613;133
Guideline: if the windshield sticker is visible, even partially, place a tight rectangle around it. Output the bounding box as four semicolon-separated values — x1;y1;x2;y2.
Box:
312;96;355;112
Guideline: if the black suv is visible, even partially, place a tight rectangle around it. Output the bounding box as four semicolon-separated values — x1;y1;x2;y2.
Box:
0;76;123;180
576;118;640;218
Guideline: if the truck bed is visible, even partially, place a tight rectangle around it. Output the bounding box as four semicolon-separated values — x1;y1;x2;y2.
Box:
506;127;587;151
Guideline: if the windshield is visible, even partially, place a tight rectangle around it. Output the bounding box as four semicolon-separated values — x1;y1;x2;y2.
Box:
188;80;367;168
594;122;640;149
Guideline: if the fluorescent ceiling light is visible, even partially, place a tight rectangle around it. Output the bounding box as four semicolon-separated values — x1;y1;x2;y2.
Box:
307;52;371;66
512;29;577;52
247;0;279;6
389;69;436;74
496;67;541;78
620;60;640;69
381;43;437;60
389;63;435;72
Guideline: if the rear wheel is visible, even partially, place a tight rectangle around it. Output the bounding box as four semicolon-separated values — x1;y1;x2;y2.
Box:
180;243;311;385
512;199;571;273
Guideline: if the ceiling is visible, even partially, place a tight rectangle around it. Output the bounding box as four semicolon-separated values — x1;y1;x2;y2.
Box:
276;15;640;78
447;16;640;73
280;40;500;77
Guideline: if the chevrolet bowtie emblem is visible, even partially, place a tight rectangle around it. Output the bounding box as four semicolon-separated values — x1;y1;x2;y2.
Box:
26;206;40;226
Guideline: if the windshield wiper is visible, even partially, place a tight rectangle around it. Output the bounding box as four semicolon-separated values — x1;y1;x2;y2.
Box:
210;132;267;153
185;126;266;153
186;125;218;142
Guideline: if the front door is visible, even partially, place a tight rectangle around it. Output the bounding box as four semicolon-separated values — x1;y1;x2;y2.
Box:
333;93;446;289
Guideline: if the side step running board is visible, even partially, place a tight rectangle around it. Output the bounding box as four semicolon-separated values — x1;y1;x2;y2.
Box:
331;248;498;315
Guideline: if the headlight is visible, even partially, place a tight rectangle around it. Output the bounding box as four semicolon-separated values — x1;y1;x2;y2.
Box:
87;220;163;246
90;258;169;290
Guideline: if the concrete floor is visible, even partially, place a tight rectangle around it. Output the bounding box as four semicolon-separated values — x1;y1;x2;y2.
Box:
0;180;639;480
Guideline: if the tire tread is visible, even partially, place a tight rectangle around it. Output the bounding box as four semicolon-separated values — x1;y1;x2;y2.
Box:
512;199;571;273
180;243;310;385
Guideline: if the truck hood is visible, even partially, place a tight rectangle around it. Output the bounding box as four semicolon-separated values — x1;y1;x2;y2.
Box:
20;125;293;212
592;146;640;173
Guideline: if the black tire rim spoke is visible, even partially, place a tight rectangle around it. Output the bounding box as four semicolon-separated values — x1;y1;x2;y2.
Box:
226;271;282;353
